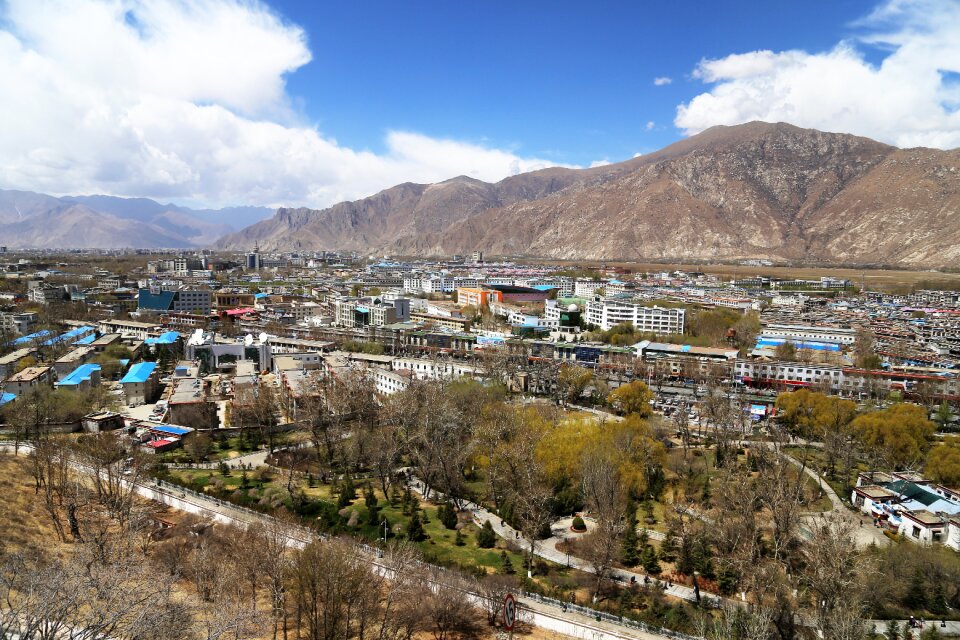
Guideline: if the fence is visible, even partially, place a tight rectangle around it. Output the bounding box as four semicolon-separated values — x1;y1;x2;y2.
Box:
520;591;701;640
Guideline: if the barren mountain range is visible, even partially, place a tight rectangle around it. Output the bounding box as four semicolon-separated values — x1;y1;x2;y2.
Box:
0;191;271;249
218;122;960;268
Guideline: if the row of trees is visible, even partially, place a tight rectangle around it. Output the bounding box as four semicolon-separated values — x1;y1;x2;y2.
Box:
2;434;505;640
775;388;958;488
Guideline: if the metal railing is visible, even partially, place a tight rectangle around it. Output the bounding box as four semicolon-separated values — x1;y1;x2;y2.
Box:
521;591;701;640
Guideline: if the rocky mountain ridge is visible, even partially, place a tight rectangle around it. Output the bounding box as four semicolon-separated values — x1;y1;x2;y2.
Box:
219;122;960;267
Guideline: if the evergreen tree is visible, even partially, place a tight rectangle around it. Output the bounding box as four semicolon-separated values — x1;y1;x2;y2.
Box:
929;579;948;615
367;504;381;527
921;626;942;640
439;502;458;530
905;569;928;611
364;485;378;508
621;501;639;566
677;536;695;576
454;530;465;546
406;511;426;541
887;620;901;640
477;520;497;548
640;544;661;575
659;533;678;563
499;550;515;575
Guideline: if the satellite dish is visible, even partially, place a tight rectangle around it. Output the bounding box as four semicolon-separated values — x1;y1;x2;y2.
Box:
568;303;579;312
244;334;254;346
258;332;268;345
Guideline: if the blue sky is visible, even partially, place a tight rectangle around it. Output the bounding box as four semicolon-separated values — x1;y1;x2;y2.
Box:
268;0;868;166
0;0;958;208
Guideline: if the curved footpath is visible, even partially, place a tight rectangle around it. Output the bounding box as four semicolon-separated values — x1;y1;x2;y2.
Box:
0;443;691;640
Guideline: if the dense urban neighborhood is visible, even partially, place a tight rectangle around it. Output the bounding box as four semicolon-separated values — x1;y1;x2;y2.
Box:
0;248;959;640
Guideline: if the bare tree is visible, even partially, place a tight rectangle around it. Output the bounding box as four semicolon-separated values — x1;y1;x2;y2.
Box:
580;443;625;600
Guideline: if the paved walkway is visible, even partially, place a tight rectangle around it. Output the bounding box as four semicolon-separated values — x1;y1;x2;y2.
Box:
407;479;715;607
777;448;889;548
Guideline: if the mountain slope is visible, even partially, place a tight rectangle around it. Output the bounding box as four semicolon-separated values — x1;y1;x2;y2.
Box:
217;122;960;267
0;203;191;249
0;191;272;249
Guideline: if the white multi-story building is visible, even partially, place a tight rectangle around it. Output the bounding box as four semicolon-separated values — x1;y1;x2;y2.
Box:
402;277;423;293
334;297;410;328
421;277;453;294
373;368;413;395
390;357;479;382
585;298;685;334
574;280;607;298
452;277;482;289
762;324;857;345
734;359;843;391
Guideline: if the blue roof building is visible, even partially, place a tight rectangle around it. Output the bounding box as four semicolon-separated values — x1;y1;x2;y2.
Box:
58;363;101;390
145;331;180;345
121;361;158;384
41;326;95;347
10;330;51;346
120;361;159;405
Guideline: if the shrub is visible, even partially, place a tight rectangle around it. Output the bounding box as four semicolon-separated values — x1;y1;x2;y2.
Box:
571;516;587;532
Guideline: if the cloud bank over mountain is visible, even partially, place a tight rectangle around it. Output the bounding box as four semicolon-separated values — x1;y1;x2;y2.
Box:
0;0;566;209
676;0;960;149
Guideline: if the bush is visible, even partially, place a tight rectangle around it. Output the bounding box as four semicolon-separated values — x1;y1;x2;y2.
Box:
477;520;497;548
571;516;587;532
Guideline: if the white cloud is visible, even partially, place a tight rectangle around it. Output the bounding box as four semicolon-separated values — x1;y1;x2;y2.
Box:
653;76;672;86
645;121;655;131
0;0;570;208
675;0;960;149
589;159;611;168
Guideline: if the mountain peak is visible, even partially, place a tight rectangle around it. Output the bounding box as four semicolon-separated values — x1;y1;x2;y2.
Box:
216;123;959;268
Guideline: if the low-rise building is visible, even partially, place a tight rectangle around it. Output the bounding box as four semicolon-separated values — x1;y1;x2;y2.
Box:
57;363;101;392
120;361;159;406
4;366;53;396
81;411;126;433
0;347;37;379
168;377;218;429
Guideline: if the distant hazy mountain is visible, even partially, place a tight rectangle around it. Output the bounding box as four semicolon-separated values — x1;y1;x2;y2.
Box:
0;191;272;249
217;122;960;268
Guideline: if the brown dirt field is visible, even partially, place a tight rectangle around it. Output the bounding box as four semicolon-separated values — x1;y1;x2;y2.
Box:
0;454;64;557
533;259;960;292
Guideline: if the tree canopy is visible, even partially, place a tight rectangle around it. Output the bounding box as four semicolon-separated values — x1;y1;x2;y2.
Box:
925;436;960;487
607;380;654;417
852;403;936;469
